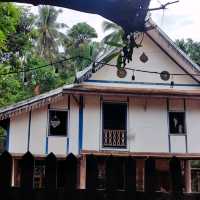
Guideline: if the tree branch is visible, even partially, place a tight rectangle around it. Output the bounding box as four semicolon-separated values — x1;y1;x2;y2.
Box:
148;1;179;11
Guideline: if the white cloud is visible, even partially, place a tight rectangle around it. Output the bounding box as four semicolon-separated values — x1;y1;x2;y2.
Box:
150;0;200;41
18;0;200;41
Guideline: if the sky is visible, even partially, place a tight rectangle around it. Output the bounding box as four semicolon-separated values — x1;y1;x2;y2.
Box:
23;0;200;42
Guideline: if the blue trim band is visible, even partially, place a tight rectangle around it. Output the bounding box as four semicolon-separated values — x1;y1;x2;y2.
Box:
66;95;70;154
45;104;50;154
85;80;200;87
6;119;10;151
78;96;84;153
27;111;32;151
45;137;48;154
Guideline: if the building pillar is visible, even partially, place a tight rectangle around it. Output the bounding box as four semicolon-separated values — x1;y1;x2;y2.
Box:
185;160;192;193
79;155;86;189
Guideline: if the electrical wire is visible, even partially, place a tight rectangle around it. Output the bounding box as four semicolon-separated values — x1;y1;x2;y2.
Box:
94;60;200;77
0;57;76;76
0;55;200;78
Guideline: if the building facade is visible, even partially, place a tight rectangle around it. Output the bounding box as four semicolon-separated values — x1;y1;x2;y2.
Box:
1;23;200;192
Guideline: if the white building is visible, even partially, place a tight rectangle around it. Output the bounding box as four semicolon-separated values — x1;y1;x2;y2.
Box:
1;22;200;192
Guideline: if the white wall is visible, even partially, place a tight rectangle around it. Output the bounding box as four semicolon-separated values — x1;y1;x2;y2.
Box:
29;106;48;154
8;95;80;156
68;95;79;155
186;100;200;153
48;136;67;155
82;96;172;153
83;95;100;151
170;135;186;153
8;95;200;155
9;112;29;153
129;97;169;152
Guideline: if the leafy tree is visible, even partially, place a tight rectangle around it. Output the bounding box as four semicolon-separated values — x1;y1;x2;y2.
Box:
0;66;28;107
0;5;101;108
64;22;98;70
0;3;20;52
36;6;67;61
176;38;200;66
2;7;37;70
102;21;124;47
67;22;97;44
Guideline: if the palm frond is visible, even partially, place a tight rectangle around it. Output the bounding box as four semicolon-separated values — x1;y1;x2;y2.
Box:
102;21;121;32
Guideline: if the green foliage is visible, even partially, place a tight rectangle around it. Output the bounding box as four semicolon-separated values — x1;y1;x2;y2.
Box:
36;6;67;61
102;21;124;47
67;22;97;43
0;127;4;136
0;4;101;108
175;38;200;66
0;65;28;107
64;22;99;71
0;2;20;51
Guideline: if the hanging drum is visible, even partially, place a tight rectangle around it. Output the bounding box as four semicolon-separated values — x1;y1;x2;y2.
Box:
160;71;170;81
140;52;148;63
117;68;127;78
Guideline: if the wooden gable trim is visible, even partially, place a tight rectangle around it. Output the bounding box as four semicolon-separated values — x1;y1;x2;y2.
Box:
146;33;200;83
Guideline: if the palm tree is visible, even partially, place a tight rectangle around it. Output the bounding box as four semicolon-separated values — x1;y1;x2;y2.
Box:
64;22;99;71
101;21;126;69
102;21;124;47
36;6;67;61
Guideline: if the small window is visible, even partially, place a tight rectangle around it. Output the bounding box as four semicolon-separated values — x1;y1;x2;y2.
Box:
49;110;68;136
169;112;186;134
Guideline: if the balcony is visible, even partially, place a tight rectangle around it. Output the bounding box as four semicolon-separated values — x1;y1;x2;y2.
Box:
103;129;127;148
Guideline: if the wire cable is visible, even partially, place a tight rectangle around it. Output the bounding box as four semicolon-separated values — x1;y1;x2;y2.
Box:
0;55;200;78
0;57;76;76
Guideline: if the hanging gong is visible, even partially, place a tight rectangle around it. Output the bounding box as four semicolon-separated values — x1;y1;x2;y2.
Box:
117;68;127;78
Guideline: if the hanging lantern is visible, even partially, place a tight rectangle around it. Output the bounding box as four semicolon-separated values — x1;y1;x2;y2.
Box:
140;52;148;63
132;70;135;81
50;114;61;128
160;71;170;81
117;68;127;78
170;75;174;88
170;81;174;88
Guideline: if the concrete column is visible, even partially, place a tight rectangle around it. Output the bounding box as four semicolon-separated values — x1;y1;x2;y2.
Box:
185;160;192;193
